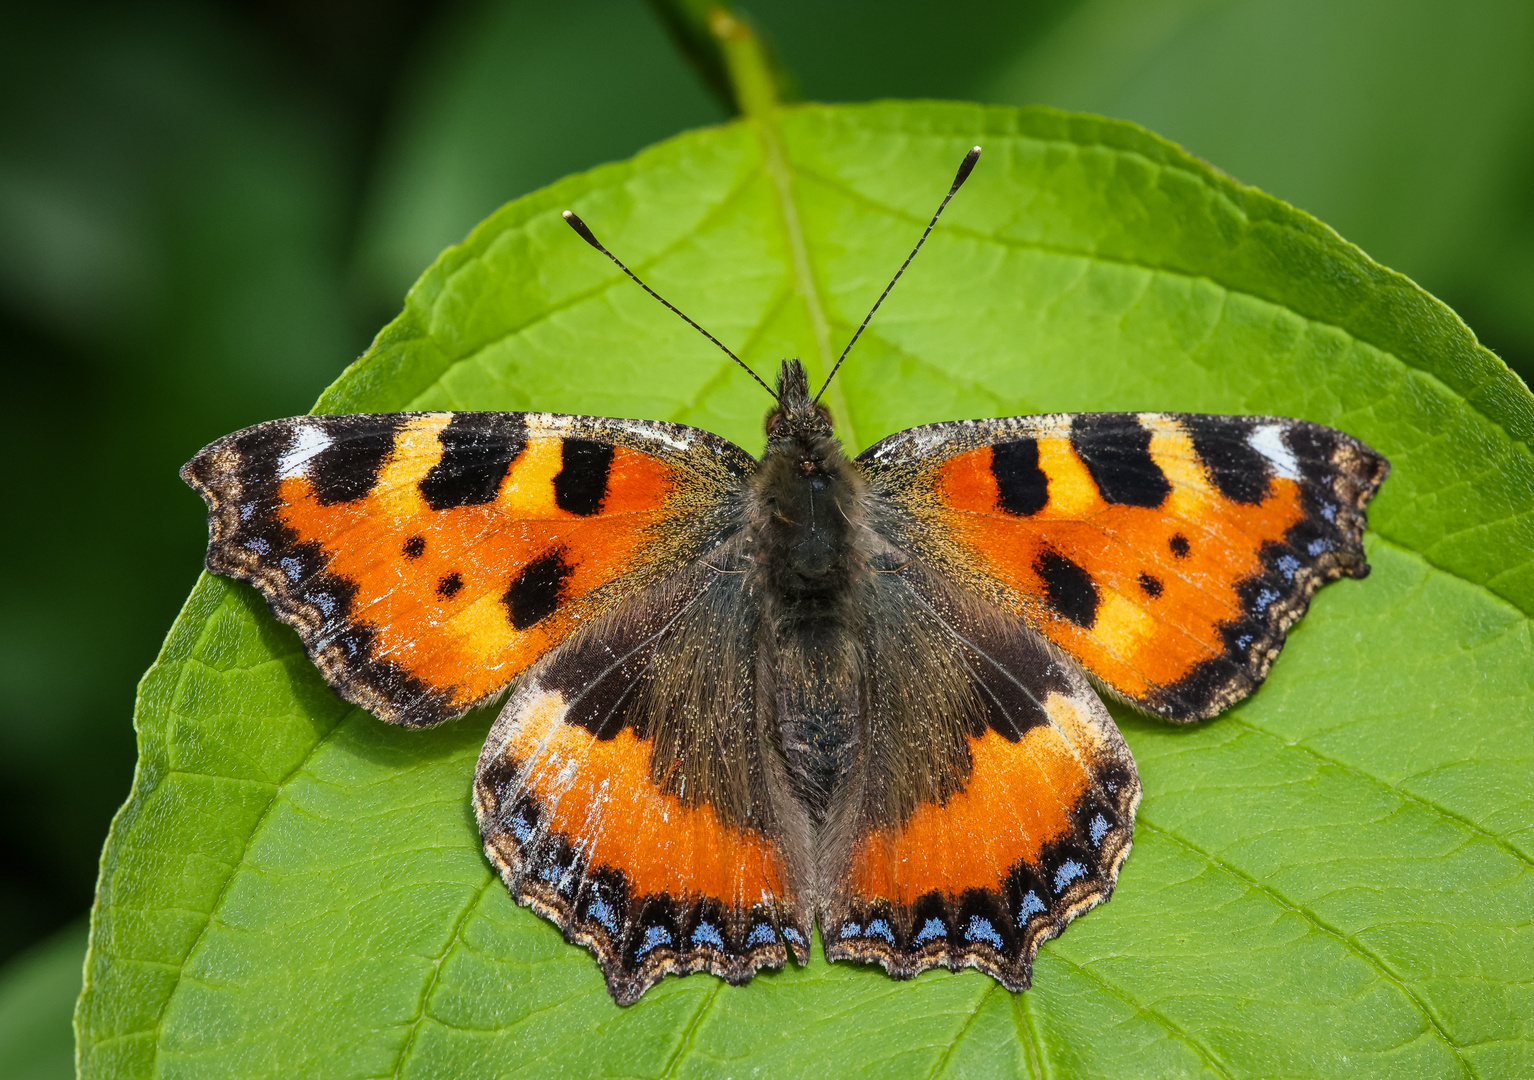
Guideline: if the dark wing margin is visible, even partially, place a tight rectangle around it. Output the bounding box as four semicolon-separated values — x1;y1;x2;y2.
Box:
183;411;754;727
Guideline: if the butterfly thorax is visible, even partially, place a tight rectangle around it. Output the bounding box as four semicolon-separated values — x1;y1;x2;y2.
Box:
749;361;872;817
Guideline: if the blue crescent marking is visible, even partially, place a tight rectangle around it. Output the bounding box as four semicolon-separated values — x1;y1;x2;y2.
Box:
636;925;673;957
965;916;1004;948
914;917;947;944
1053;859;1087;892
746;923;776;947
1017;890;1046;925
587;897;618;932
691;921;725;949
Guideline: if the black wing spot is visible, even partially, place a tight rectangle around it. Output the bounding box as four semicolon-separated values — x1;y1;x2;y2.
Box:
1169;533;1191;558
504;548;575;630
1186;417;1272;504
308;416;402;505
437;572;463;599
1138;572;1163;598
403;535;426;559
419;414;527;510
1036;549;1099;628
1070;416;1170;508
991;438;1049;516
553;439;616;516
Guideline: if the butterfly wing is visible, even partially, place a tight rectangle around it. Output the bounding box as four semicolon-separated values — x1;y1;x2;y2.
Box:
184;411;752;726
859;413;1388;721
474;549;814;1005
820;562;1138;989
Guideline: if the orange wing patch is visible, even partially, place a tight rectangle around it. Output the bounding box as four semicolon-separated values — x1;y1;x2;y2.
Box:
273;429;672;710
869;412;1387;720
844;692;1102;906
483;684;788;906
936;425;1303;696
184;411;749;727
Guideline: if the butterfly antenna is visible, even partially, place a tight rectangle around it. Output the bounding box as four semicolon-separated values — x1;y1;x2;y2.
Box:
562;210;779;402
812;145;981;405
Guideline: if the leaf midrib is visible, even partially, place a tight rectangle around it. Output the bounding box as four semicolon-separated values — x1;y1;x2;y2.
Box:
751;110;847;442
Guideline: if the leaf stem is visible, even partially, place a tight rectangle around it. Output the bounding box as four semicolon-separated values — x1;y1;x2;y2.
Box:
708;7;780;119
646;1;795;117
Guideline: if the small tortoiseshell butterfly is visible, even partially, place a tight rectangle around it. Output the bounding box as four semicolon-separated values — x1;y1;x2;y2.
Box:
184;148;1388;1005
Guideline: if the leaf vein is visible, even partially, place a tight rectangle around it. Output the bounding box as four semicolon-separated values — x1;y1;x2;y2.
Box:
1013;986;1046;1080
1228;597;1534;874
1049;953;1237;1079
659;980;724;1079
1137;818;1477;1079
389;870;496;1078
429;163;765;375
924;981;995;1080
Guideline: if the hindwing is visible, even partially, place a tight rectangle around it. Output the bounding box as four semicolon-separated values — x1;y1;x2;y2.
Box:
473;554;813;1005
821;563;1139;989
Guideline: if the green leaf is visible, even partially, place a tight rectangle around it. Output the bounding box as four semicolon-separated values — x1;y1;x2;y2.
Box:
79;101;1533;1078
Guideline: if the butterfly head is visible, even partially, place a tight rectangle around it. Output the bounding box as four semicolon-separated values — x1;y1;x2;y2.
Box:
766;359;835;446
757;358;858;593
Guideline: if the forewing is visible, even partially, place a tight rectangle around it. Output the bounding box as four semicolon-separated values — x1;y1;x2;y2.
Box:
183;411;751;726
860;413;1388;721
474;554;813;1006
822;564;1139;990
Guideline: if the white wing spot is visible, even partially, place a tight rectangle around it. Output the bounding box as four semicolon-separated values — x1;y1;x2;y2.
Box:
1248;424;1300;481
278;422;332;480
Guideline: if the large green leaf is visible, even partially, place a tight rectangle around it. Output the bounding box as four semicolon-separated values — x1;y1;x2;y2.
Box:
78;101;1533;1078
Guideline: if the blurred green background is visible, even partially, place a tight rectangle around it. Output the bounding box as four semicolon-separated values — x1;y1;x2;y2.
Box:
1;0;1530;1072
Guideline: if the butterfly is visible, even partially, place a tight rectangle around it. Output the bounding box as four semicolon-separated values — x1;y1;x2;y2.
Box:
183;147;1388;1006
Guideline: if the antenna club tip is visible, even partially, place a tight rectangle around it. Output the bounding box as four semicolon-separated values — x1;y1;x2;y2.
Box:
953;146;982;189
562;209;602;249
